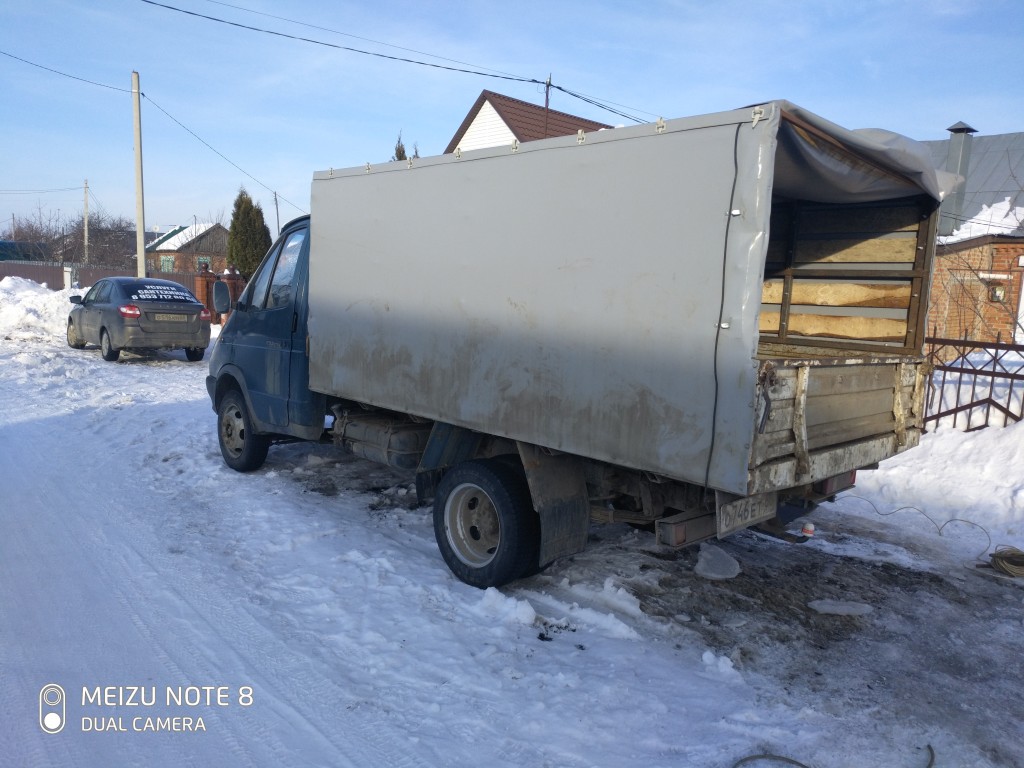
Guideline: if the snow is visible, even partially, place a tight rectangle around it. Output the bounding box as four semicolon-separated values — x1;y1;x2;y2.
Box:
2;275;1024;768
151;222;219;252
938;197;1024;243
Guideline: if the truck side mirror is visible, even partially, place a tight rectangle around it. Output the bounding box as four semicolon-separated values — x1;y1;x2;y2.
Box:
212;280;232;313
69;295;82;305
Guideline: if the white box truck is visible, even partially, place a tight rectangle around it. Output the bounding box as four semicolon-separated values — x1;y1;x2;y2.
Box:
208;100;947;588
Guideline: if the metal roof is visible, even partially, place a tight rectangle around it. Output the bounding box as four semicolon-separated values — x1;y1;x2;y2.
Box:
924;131;1024;238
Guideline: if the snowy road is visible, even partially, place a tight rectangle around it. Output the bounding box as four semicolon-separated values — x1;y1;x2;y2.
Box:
2;277;1023;768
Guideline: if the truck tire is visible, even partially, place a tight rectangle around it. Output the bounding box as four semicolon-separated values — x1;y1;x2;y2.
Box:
217;390;270;472
184;347;205;362
433;459;540;589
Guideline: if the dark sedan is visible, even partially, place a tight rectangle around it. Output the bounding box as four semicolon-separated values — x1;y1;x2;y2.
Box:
67;277;212;362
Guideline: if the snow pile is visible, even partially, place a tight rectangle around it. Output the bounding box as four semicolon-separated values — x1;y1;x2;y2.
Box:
471;587;538;626
938;197;1024;243
850;419;1024;538
700;651;743;682
0;275;82;340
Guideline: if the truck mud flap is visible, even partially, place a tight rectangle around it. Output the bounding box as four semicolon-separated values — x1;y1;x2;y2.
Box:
715;490;778;538
517;443;590;567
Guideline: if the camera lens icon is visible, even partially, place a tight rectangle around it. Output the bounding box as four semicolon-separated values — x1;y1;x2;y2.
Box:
39;684;66;734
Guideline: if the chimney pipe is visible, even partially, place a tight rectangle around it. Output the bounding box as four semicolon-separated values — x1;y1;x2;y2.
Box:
938;121;977;236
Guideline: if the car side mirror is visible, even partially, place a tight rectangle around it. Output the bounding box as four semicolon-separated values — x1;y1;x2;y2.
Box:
212;281;232;313
69;295;82;305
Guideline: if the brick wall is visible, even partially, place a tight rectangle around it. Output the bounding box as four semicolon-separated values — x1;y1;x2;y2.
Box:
927;237;1024;343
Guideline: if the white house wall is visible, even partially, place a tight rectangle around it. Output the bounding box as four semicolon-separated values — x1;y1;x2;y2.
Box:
454;101;516;152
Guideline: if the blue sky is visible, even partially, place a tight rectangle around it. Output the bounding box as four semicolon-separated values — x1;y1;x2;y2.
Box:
2;0;1022;234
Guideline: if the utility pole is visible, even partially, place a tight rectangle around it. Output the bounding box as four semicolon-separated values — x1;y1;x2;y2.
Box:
132;71;146;277
543;74;551;138
273;191;280;236
83;179;89;264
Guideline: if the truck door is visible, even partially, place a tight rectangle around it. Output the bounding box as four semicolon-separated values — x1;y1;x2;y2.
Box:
232;226;307;428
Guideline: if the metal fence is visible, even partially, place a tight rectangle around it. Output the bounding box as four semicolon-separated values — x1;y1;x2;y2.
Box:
1;261;203;291
925;335;1024;431
0;260;65;287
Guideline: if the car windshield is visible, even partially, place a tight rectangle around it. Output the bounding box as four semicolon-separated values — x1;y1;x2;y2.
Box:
122;281;198;303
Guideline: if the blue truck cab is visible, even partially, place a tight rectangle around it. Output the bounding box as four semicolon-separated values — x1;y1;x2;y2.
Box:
206;216;325;470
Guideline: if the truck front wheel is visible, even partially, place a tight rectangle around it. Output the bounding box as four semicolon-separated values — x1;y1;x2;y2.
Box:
217;390;270;472
433;459;539;589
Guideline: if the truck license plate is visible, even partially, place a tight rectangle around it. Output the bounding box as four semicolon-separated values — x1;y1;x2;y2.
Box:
154;313;186;322
716;491;777;538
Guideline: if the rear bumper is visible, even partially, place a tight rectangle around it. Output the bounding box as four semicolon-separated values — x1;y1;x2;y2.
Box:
115;326;211;351
747;429;920;495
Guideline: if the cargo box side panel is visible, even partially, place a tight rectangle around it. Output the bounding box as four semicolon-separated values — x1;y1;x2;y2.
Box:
308;109;775;494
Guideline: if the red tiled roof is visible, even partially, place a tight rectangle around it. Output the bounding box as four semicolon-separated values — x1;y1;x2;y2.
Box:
444;90;613;154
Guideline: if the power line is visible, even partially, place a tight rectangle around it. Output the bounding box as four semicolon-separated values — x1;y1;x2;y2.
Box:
202;0;523;80
550;85;644;124
141;0;645;123
0;47;302;215
0;50;131;93
143;94;303;214
0;186;82;195
140;0;544;86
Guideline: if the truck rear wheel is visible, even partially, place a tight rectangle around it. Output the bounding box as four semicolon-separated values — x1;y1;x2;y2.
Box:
217;390;270;472
433;459;539;589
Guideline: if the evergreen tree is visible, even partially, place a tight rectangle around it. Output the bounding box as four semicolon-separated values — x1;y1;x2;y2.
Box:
227;188;272;277
392;131;419;162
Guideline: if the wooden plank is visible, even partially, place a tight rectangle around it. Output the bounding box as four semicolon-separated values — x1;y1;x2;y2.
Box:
758;401;796;436
760;311;908;342
752;387;915;467
758;365;915;403
807;411;896;450
794;236;918;263
761;280;912;309
755;384;915;429
806;364;896;397
796;205;921;235
750;435;797;467
806;387;896;427
793;365;810;476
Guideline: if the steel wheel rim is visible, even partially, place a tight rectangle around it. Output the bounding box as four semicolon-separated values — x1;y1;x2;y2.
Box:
444;482;500;567
219;404;246;457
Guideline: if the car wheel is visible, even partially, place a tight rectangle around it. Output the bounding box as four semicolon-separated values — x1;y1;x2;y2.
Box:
433;459;540;589
66;321;85;349
217;390;269;472
184;347;205;362
100;329;120;361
